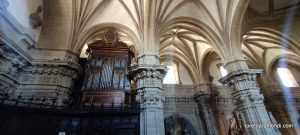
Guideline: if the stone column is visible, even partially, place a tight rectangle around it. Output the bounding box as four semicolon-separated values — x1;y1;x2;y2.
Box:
194;83;219;135
263;82;300;135
130;54;167;135
219;60;277;135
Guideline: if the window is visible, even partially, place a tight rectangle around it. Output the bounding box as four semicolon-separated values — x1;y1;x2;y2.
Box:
80;44;88;58
277;68;299;87
163;63;179;84
219;66;228;77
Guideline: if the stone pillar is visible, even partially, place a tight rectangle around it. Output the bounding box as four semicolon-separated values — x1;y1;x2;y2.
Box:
194;83;219;135
263;82;300;135
130;54;167;135
219;60;277;135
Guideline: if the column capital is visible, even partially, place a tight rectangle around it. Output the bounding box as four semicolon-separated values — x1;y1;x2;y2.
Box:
130;63;167;109
219;69;262;85
130;63;167;86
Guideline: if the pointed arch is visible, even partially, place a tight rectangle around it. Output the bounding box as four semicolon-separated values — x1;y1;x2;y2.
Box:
72;23;141;56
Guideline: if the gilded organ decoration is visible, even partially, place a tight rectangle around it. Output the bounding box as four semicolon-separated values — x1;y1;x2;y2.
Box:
81;28;134;106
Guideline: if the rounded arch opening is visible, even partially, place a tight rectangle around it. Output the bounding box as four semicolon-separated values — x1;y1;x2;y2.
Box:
242;27;300;77
74;23;140;58
159;17;228;86
164;115;197;135
160;53;198;85
201;51;225;86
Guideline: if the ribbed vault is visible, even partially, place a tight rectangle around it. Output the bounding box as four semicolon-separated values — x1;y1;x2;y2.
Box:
159;18;223;84
242;27;300;77
64;0;244;60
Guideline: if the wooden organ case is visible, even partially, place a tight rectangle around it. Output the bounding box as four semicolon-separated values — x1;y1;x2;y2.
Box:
81;28;134;106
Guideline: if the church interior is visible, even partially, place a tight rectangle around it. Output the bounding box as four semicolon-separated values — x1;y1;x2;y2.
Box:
0;0;300;135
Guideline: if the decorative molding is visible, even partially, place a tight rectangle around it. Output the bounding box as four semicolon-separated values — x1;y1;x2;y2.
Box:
86;27;129;50
0;42;81;105
131;65;167;108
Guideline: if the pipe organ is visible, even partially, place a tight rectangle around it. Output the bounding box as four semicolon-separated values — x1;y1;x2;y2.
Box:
81;28;134;106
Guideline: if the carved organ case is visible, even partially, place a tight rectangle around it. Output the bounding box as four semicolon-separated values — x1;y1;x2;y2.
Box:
81;28;134;106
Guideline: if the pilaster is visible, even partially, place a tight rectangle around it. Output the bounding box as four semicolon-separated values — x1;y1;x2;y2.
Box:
130;54;167;135
219;60;278;135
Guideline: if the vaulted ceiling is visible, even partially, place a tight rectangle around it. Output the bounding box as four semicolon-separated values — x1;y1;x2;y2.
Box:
242;28;300;76
37;0;245;58
68;0;245;83
6;0;300;83
249;0;300;12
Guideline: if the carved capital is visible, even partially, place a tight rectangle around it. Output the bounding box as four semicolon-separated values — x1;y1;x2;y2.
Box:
130;64;167;108
130;64;167;89
218;63;266;110
219;69;262;86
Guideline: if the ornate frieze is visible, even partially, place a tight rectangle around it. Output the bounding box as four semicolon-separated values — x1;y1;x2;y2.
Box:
20;62;79;85
0;41;28;98
0;44;28;78
16;61;80;104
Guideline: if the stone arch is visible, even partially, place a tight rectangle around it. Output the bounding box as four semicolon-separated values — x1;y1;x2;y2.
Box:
160;52;198;84
73;23;140;57
159;17;228;85
229;0;251;59
200;49;224;85
242;27;300;78
164;113;202;135
267;54;300;81
159;17;228;60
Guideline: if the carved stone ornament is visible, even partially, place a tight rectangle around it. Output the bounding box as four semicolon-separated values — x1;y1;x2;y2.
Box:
104;29;117;44
87;27;120;48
